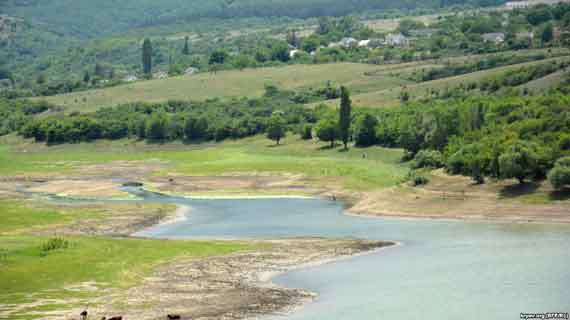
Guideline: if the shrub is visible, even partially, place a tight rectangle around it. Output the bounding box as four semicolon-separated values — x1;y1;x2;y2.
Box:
548;157;570;190
412;150;444;169
406;171;430;186
40;237;73;257
412;175;430;186
301;124;313;140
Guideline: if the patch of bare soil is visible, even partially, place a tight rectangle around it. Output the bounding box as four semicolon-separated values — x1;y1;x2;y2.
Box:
146;174;323;196
34;202;178;237
350;170;570;224
46;239;393;320
26;179;129;199
76;160;167;179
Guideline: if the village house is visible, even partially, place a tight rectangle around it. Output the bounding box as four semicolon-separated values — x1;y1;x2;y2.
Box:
385;33;410;47
289;49;300;58
123;75;138;82
506;0;570;9
153;71;168;80
482;32;506;44
516;31;534;40
340;37;358;48
358;39;371;47
185;67;199;75
408;29;440;38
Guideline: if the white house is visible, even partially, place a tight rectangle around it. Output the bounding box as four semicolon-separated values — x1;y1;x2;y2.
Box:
505;1;530;9
153;71;168;80
289;49;300;58
385;33;409;47
516;32;534;40
185;67;199;75
358;39;371;47
339;37;358;48
482;32;506;44
123;75;138;82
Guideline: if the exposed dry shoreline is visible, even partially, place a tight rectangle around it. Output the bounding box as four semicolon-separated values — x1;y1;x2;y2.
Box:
50;238;393;320
3;165;569;319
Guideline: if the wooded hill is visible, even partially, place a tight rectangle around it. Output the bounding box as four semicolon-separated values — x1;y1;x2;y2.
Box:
2;0;504;38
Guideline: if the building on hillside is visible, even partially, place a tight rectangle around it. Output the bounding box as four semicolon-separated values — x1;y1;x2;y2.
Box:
367;38;386;48
505;1;530;9
506;0;570;8
516;31;534;40
408;29;440;38
358;39;371;47
153;71;168;80
185;67;199;75
123;75;138;82
339;37;358;48
482;32;506;44
385;33;410;47
289;49;301;58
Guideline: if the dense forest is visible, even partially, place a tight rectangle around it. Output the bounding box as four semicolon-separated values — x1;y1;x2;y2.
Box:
2;0;505;38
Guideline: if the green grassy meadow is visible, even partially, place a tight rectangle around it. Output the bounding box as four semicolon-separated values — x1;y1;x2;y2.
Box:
44;63;404;112
0;200;252;317
40;48;567;112
0;135;408;190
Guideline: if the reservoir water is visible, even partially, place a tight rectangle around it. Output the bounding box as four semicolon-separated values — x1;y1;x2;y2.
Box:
134;195;570;320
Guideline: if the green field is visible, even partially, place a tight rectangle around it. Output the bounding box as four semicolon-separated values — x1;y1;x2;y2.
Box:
0;200;252;318
42;49;568;112
43;62;414;112
0;134;408;190
335;56;570;108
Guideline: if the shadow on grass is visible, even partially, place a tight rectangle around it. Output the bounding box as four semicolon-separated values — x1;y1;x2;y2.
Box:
548;189;570;201
499;181;541;199
318;144;338;151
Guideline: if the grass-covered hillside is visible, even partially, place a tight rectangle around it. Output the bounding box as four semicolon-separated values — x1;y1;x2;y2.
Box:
42;48;570;111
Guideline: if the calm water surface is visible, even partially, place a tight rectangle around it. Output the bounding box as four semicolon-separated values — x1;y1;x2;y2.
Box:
135;195;570;320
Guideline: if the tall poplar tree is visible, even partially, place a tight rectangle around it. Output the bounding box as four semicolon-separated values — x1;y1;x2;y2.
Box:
339;86;352;150
142;38;153;76
183;36;190;55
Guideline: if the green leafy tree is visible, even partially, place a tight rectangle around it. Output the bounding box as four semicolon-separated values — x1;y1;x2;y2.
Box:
540;23;554;44
146;113;167;141
354;113;378;147
548;157;570;190
209;50;229;65
499;141;539;184
142;38;153;76
83;71;91;84
270;42;291;62
338;86;352;150
184;117;208;140
316;118;338;148
301;124;313;140
266;113;287;145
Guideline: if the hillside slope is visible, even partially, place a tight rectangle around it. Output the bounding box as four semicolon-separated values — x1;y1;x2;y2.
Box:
3;0;504;38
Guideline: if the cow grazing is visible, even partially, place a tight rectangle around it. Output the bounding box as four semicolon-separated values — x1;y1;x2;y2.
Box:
80;310;88;320
167;315;181;320
107;317;122;320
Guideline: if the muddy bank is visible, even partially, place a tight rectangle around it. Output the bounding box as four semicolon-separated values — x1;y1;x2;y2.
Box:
49;238;392;320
